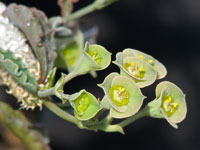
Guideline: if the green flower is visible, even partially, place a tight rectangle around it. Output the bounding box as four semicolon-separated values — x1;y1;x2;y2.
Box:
99;73;145;118
113;52;157;88
146;81;187;128
123;49;167;79
55;29;84;71
69;90;102;121
73;42;111;75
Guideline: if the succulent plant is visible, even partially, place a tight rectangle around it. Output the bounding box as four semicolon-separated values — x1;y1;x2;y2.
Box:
0;1;187;149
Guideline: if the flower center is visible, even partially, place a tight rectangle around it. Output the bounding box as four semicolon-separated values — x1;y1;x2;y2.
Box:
87;49;101;65
75;93;90;114
161;96;178;117
124;61;145;79
109;86;129;107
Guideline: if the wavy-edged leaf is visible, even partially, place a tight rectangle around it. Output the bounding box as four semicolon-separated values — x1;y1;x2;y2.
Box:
4;4;57;83
0;48;37;93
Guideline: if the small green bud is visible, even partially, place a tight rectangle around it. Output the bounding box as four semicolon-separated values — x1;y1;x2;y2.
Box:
123;49;167;79
99;72;145;118
69;90;102;121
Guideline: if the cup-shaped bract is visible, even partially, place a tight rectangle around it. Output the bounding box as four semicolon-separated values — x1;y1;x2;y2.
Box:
113;52;157;88
99;73;145;118
73;42;111;75
123;49;167;79
56;29;84;71
147;81;187;128
69;90;102;121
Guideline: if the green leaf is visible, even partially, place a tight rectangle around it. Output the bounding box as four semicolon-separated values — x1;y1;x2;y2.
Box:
4;4;57;83
73;42;111;75
99;73;145;118
123;49;167;79
69;90;102;121
113;52;157;88
0;48;37;93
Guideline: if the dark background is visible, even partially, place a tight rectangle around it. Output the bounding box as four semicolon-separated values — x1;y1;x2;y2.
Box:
1;0;200;150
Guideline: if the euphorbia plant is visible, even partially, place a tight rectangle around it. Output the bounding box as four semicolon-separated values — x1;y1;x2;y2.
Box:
0;0;187;149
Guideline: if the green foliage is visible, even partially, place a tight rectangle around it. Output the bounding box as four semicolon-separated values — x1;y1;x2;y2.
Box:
4;4;57;83
0;48;37;93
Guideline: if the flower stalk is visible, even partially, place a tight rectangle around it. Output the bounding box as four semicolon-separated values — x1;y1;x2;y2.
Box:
65;0;117;22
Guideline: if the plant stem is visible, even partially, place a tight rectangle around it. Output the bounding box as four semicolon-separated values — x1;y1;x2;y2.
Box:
65;0;117;22
64;71;78;84
65;2;95;22
118;107;148;128
101;113;113;125
43;100;80;125
38;88;54;98
37;71;77;98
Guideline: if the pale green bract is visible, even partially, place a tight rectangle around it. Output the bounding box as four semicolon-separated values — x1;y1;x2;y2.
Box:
99;72;145;118
69;90;102;121
145;81;187;128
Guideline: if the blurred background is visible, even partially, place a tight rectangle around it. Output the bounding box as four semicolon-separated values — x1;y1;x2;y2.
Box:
1;0;200;150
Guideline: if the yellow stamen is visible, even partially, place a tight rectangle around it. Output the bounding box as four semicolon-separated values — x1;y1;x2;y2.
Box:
148;59;153;64
173;103;178;108
139;67;145;72
161;96;178;117
167;97;172;103
139;55;144;60
130;62;134;66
